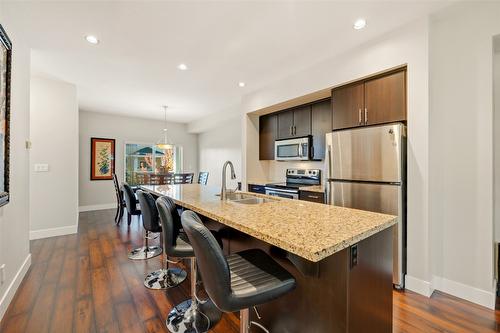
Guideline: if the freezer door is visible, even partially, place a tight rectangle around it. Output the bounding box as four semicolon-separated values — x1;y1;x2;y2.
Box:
328;181;404;286
329;123;404;183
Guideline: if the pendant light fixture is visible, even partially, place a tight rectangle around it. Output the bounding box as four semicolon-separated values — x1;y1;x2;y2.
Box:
156;105;173;150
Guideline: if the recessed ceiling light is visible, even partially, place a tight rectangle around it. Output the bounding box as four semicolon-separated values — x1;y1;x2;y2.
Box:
353;19;367;30
238;82;246;87
178;63;188;70
85;35;99;44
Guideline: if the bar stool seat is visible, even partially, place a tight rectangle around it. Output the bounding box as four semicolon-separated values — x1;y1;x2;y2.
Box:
226;249;295;305
181;210;296;333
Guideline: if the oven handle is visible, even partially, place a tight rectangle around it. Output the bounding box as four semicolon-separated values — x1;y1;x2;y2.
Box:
264;187;299;194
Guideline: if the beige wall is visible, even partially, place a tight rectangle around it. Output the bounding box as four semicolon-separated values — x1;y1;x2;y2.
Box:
0;6;32;319
197;114;241;188
428;2;500;308
79;111;198;209
29;76;79;239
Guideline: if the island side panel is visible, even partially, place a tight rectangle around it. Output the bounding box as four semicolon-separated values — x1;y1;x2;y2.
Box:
224;226;349;333
348;225;393;333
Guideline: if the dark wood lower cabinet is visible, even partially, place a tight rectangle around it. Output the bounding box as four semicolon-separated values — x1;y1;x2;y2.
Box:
299;190;325;203
204;218;394;333
248;184;266;194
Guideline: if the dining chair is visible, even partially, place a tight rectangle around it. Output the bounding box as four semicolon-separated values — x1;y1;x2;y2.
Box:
166;173;174;184
174;173;194;184
113;173;126;225
135;173;148;185
197;172;209;185
158;173;174;185
122;182;141;226
150;174;160;185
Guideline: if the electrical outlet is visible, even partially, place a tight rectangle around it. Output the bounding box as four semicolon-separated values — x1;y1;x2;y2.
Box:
0;264;5;284
350;244;358;269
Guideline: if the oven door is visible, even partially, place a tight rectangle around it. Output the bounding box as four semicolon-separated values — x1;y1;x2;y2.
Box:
265;187;299;200
275;137;310;161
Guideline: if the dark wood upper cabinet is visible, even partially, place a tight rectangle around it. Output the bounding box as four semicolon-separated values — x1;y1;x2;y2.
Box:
259;114;277;160
332;82;364;130
332;69;407;130
364;70;406;125
277;111;294;139
292;106;311;137
311;99;332;160
277;106;311;139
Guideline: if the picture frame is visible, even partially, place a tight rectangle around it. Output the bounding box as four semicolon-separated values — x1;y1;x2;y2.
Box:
90;137;115;180
0;25;12;207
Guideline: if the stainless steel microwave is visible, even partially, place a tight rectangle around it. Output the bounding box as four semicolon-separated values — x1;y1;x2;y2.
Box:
275;136;311;161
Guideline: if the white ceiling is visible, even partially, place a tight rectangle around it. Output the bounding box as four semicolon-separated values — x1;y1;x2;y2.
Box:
4;1;449;123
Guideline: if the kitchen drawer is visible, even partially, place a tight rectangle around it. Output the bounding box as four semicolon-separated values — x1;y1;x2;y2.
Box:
299;191;325;203
248;184;266;194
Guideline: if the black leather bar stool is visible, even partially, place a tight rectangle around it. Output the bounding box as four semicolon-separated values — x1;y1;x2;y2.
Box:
181;210;296;333
122;183;141;226
128;190;162;260
157;197;221;333
142;195;188;290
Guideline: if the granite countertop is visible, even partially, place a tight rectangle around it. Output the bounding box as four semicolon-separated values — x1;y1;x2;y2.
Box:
299;185;325;193
140;184;396;262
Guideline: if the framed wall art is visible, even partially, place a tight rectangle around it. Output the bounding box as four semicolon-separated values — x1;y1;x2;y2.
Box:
90;137;115;180
0;25;12;207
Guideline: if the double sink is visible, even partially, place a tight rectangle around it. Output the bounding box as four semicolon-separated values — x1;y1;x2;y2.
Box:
217;192;277;205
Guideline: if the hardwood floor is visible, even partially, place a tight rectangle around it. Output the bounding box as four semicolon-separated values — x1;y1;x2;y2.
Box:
1;208;499;333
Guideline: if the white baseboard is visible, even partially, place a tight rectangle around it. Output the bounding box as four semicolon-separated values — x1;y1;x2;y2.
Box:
29;224;78;240
405;275;434;297
0;254;31;321
78;203;116;212
432;276;495;309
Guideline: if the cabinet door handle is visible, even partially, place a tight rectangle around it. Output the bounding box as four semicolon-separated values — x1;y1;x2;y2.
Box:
364;108;368;125
290;126;293;135
308;195;320;199
358;109;362;125
293;126;296;135
311;145;314;159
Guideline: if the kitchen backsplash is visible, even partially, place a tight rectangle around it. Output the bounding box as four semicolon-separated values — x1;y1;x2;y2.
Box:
266;160;324;183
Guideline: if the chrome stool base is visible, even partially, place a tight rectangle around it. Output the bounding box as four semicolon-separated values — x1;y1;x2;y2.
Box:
128;245;162;260
166;298;221;333
144;268;187;290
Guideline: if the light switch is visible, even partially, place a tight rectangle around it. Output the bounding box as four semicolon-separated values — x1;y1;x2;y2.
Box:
34;163;49;172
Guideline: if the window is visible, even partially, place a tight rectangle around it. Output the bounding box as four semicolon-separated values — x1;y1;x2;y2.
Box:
124;143;183;186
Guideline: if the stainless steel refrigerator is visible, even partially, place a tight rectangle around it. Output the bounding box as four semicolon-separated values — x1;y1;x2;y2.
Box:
325;123;406;288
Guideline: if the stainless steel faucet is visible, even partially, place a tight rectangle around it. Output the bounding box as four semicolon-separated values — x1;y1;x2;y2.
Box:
221;160;236;200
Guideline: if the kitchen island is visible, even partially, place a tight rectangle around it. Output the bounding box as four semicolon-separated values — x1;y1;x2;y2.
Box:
141;184;397;333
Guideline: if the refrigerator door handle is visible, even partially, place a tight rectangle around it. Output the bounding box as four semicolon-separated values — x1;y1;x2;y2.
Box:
325;144;333;204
